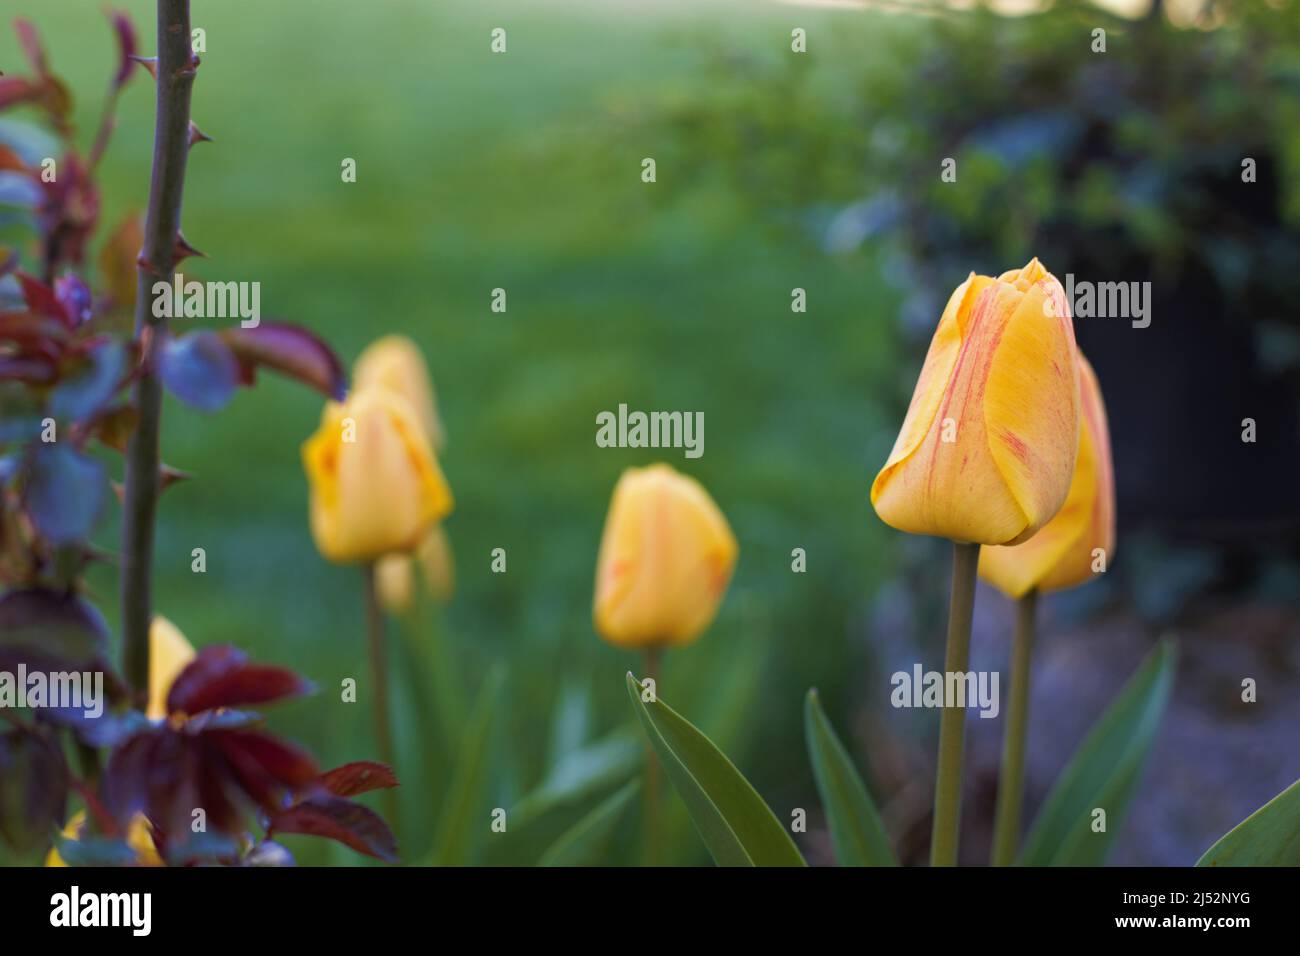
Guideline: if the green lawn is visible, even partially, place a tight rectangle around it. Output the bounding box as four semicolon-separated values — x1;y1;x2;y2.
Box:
4;0;902;864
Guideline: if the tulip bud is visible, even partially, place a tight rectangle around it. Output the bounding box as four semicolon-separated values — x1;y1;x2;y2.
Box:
593;463;738;649
375;551;415;613
301;388;453;564
353;334;445;451
149;615;196;720
979;354;1115;597
375;523;455;613
871;259;1081;545
417;523;455;603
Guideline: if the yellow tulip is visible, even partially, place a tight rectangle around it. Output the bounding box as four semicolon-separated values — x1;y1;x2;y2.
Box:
871;258;1081;546
978;354;1115;597
46;812;162;867
302;388;454;563
353;335;446;451
593;463;738;649
148;615;197;720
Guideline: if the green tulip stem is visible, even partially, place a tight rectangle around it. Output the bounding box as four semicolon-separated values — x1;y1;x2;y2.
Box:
643;645;664;866
930;541;980;867
363;563;398;831
991;588;1038;866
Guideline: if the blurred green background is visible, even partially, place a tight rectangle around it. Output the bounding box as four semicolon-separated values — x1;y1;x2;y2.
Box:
3;0;1298;866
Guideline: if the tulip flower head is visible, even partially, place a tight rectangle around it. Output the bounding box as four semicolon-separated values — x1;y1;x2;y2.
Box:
594;463;738;649
353;336;457;609
353;334;446;451
979;353;1115;598
302;387;453;564
871;259;1081;546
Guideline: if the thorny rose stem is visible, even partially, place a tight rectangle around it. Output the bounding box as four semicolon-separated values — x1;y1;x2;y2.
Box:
930;541;980;867
991;588;1038;866
121;0;198;704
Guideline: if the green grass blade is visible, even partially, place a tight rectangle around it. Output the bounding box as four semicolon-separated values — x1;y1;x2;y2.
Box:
804;689;897;866
429;665;506;866
538;779;642;867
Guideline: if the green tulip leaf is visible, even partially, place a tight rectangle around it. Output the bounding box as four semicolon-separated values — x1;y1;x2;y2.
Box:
804;689;897;866
429;665;505;866
1019;639;1177;866
625;672;805;867
483;727;641;866
1196;777;1300;866
539;779;641;867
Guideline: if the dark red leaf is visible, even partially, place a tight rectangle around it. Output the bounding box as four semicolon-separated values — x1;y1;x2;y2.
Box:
220;322;347;400
166;645;313;717
269;794;398;863
17;273;71;327
13;20;48;76
209;729;318;811
0;312;68;352
107;10;137;89
104;716;325;862
0;76;42;111
319;761;398;797
100;727;160;825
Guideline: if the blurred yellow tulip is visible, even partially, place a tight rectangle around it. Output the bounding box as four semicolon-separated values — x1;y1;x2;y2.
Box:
45;811;162;867
594;463;738;649
979;353;1115;598
353;334;445;451
302;388;453;563
375;524;456;613
871;258;1081;546
148;615;196;720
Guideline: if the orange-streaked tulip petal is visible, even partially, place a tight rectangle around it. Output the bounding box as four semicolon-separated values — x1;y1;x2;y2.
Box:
871;259;1080;545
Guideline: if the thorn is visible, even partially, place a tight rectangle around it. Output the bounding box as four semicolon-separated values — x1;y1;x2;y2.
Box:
187;121;213;148
172;232;206;263
129;55;158;80
160;464;193;493
136;253;161;276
